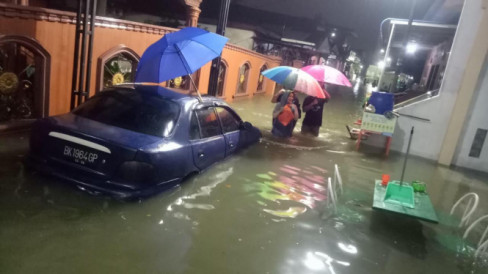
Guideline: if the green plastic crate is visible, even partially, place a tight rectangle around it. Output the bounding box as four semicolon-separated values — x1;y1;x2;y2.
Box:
383;181;415;208
372;180;438;223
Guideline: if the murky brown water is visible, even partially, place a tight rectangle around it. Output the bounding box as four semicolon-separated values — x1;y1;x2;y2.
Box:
1;84;488;273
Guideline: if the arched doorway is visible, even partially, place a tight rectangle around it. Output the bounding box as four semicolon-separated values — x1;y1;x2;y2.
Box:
236;62;251;95
96;45;140;91
0;35;50;130
217;60;228;97
257;64;268;92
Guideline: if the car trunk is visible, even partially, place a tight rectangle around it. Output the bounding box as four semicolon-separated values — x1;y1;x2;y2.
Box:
33;114;161;178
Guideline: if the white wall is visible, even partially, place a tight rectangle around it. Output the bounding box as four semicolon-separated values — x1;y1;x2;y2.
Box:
199;24;255;50
453;58;488;172
391;0;485;160
122;13;184;26
117;16;256;51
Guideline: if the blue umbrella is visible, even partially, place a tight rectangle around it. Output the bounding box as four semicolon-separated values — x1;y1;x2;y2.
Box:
135;27;228;99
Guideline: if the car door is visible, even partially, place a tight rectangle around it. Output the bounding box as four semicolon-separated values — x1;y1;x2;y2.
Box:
190;107;226;170
215;107;241;157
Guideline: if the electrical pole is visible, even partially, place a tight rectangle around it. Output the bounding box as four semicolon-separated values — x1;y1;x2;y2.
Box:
71;0;97;109
207;0;231;96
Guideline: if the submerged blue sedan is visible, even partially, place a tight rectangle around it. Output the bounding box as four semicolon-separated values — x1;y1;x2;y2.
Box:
27;85;261;198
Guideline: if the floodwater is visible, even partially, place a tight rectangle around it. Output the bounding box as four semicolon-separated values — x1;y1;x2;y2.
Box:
1;83;488;273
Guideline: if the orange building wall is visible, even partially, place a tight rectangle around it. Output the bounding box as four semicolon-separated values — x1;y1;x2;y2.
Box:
0;4;281;117
221;45;280;99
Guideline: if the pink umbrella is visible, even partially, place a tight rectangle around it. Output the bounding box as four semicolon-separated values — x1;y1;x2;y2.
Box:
301;65;352;87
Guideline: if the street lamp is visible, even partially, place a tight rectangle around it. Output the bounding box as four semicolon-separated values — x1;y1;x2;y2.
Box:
377;61;385;69
406;42;418;54
377;0;417;92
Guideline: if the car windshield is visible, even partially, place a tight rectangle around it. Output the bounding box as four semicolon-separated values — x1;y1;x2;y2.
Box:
73;89;180;137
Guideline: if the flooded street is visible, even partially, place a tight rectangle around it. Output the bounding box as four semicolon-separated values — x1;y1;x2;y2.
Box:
1;85;488;274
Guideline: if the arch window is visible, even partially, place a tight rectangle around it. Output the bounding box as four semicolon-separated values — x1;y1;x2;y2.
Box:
97;46;139;91
257;64;268;92
104;54;135;87
236;63;250;94
217;60;227;97
168;70;201;93
0;36;50;128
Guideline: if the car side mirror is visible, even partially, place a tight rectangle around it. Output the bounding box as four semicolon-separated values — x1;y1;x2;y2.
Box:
240;121;253;131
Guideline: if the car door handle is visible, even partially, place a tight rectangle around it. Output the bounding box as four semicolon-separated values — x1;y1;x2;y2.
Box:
198;152;205;158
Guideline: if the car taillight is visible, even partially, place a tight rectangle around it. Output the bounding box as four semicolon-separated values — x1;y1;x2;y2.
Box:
115;161;156;184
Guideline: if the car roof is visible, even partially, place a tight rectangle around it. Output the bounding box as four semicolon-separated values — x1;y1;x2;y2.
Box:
109;84;189;100
107;84;229;107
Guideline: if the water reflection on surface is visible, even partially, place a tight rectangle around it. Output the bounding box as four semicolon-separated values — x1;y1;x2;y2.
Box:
249;164;328;219
1;85;488;273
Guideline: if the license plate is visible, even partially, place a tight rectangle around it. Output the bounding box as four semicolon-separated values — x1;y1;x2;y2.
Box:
63;145;99;166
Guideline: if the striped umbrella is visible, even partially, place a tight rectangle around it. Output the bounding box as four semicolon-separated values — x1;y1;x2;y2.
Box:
262;66;330;99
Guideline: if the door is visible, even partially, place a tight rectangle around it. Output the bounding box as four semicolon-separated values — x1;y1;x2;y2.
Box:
216;107;241;157
190;108;226;170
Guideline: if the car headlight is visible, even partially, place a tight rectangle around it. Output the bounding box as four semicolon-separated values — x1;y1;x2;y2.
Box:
115;161;156;184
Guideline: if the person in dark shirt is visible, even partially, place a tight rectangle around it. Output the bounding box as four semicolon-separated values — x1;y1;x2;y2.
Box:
301;95;327;136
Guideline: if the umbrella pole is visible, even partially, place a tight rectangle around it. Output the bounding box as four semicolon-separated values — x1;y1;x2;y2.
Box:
174;43;203;102
188;74;203;102
399;126;414;186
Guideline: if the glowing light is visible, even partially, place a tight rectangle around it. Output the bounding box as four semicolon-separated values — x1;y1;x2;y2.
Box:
380;49;385;53
338;243;358;254
304;252;325;271
377;61;385;69
183;203;215;210
263;207;307;218
314;252;333;263
284;164;301;171
331;32;336;37
406;42;418;54
256;166;328;217
387;57;391;62
257;173;273;180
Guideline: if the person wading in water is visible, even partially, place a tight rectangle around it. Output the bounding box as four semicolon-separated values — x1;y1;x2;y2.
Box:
301;95;327;137
271;91;299;138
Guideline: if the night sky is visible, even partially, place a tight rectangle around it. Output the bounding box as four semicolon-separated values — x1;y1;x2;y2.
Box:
52;0;462;66
201;0;447;63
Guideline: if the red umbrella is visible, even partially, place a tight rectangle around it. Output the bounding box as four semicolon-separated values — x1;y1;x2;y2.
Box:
301;65;352;87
